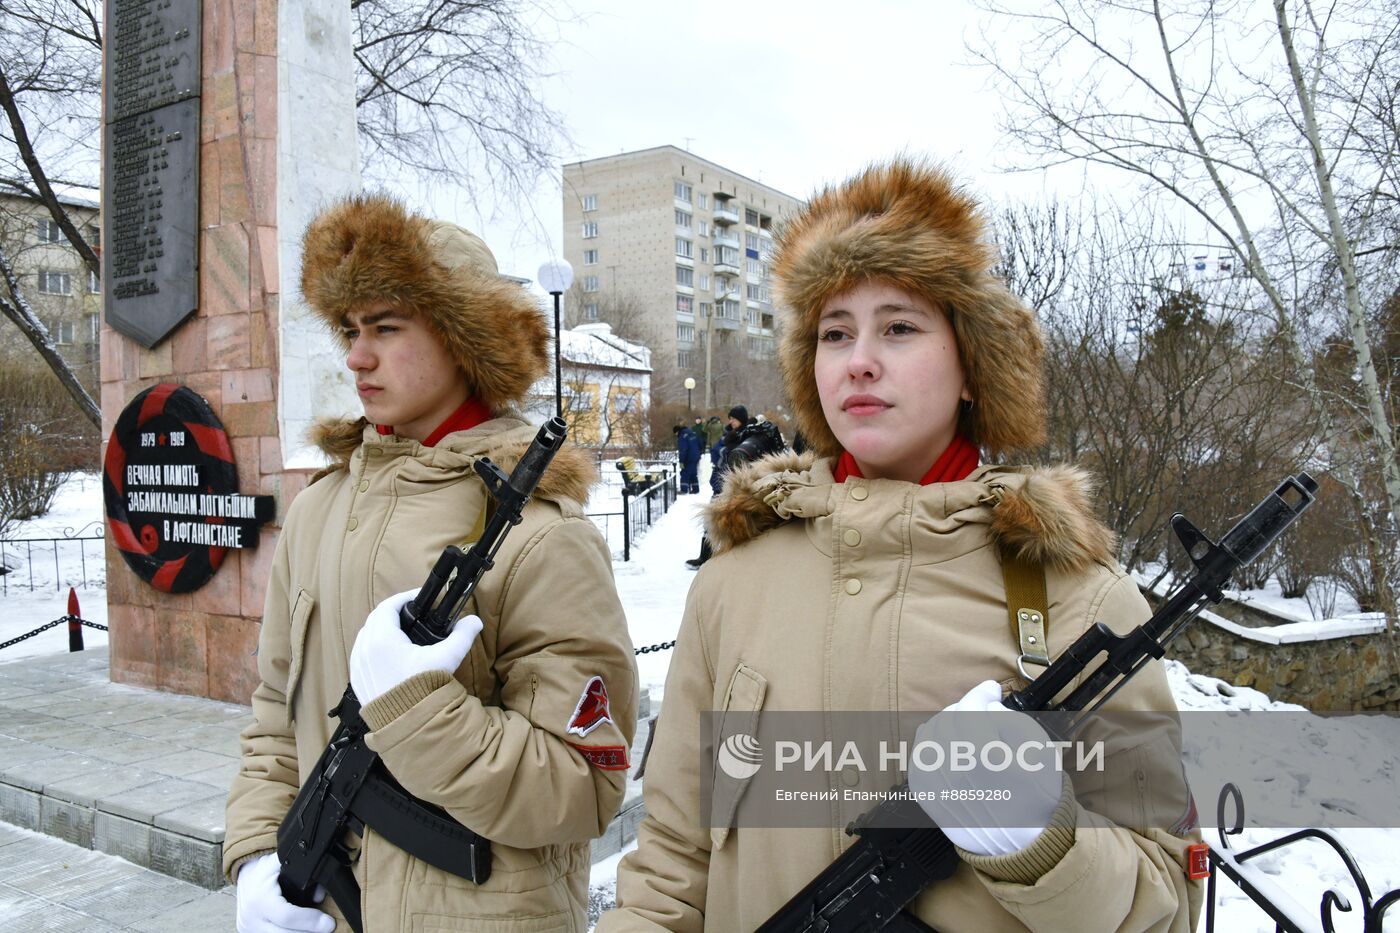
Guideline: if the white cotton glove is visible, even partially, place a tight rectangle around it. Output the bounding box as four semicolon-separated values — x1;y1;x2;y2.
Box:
349;589;483;706
235;852;335;933
908;680;1064;857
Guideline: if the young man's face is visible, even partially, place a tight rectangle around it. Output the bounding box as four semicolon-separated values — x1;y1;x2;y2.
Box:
343;304;469;443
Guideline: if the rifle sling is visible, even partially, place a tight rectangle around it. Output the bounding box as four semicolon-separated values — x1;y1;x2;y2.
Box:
1002;555;1051;671
349;761;493;884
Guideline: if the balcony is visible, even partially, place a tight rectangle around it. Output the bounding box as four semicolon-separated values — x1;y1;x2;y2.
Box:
713;202;739;225
713;231;740;248
714;259;740;276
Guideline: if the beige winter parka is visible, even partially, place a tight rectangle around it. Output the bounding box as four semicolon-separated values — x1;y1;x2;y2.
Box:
602;452;1202;933
224;417;639;932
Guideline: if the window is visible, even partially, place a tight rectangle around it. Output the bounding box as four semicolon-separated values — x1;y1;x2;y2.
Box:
87;312;100;344
699;247;709;263
699;220;709;237
584;303;600;320
613;392;638;414
581;221;598;238
582;194;597;212
88;269;100;294
746;232;761;251
87;224;100;248
699;302;713;318
674;209;692;229
747;283;763;300
674;181;692;202
573;391;595;412
745;208;760;226
747;258;763;276
698;193;708;210
675;237;693;258
676;294;693;314
677;349;694;368
699;274;710;291
583;249;599;265
676;323;695;343
36;219;61;243
715;245;739;266
675;265;694;287
37;270;71;295
583;275;600;292
51;319;75;344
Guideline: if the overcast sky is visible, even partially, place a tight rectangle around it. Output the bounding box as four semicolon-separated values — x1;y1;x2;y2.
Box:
402;0;1106;290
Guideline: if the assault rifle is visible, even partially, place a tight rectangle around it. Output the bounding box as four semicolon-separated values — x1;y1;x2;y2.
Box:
757;472;1318;933
276;418;569;933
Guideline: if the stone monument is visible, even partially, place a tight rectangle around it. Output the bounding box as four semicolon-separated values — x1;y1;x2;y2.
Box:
101;0;361;702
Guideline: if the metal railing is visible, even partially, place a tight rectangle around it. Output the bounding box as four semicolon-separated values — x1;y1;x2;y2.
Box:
1204;783;1400;932
620;468;678;562
0;522;105;595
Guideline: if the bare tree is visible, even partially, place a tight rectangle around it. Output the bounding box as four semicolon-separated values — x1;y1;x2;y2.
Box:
352;0;569;209
971;0;1400;536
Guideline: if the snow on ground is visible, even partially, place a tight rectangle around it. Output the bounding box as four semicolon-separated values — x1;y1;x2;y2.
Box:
5;472;1400;930
0;472;107;660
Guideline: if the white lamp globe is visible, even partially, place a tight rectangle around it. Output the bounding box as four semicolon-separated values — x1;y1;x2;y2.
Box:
684;377;696;390
538;259;574;294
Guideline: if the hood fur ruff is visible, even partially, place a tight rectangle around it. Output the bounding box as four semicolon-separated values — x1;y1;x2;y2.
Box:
706;451;1114;575
771;159;1046;457
300;194;550;412
309;417;596;507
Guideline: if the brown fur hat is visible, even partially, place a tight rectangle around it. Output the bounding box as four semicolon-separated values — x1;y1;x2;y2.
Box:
300;194;550;411
771;159;1046;457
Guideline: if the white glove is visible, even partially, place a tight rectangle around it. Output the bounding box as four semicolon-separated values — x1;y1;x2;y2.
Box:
349;589;483;706
235;852;335;933
908;680;1064;857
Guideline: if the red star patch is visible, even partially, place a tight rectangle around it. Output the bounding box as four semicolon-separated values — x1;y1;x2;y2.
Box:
566;676;614;738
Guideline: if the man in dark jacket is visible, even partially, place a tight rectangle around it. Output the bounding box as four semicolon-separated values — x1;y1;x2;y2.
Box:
673;423;702;494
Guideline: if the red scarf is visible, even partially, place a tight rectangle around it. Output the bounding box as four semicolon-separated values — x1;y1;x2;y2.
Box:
834;435;980;485
375;397;494;448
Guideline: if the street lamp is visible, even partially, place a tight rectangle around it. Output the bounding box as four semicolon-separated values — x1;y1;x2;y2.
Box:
684;377;696;412
537;259;574;418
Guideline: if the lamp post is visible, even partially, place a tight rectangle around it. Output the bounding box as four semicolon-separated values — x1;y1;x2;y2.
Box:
684;377;696;412
537;259;574;419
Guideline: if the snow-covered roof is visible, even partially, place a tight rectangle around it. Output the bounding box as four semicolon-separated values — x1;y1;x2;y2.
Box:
0;179;99;211
558;323;652;372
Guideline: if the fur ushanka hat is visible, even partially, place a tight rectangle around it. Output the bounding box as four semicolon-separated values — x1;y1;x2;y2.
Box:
300;194;550;411
771;159;1046;458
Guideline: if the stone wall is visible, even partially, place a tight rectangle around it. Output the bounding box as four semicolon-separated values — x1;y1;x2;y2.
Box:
1166;614;1400;711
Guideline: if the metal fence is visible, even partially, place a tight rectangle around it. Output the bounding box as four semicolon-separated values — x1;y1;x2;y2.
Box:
1204;783;1399;932
620;468;679;562
585;458;680;560
0;522;106;595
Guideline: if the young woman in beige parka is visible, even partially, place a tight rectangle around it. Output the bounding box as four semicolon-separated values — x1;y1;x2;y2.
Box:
223;196;639;933
599;161;1203;932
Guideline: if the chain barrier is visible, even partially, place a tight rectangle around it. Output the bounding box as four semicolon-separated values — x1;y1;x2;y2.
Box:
634;639;676;655
0;616;106;653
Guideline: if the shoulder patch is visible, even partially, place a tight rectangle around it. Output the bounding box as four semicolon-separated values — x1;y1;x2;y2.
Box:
566;675;615;738
568;742;630;771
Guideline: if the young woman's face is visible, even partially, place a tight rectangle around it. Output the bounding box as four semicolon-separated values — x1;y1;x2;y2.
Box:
814;282;970;483
343;304;469;442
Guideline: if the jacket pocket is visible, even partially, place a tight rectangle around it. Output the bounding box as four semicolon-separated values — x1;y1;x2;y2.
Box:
411;912;572;933
710;662;768;850
285;587;315;721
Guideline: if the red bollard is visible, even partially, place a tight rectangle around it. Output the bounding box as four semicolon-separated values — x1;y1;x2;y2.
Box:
67;587;83;652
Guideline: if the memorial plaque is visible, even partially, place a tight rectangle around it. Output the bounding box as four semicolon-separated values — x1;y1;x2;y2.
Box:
103;384;274;593
102;0;201;349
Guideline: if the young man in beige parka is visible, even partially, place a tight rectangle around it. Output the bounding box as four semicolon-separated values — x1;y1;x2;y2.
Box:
599;161;1203;932
224;195;638;933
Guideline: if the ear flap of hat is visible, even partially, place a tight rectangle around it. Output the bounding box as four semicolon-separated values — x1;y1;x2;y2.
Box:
300;194;549;411
772;159;1045;457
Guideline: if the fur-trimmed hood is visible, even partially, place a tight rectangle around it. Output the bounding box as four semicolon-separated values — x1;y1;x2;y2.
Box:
771;159;1046;457
300;194;550;411
309;416;596;507
705;451;1114;574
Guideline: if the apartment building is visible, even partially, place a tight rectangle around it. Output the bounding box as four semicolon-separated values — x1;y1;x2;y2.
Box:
0;183;102;385
561;146;802;408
